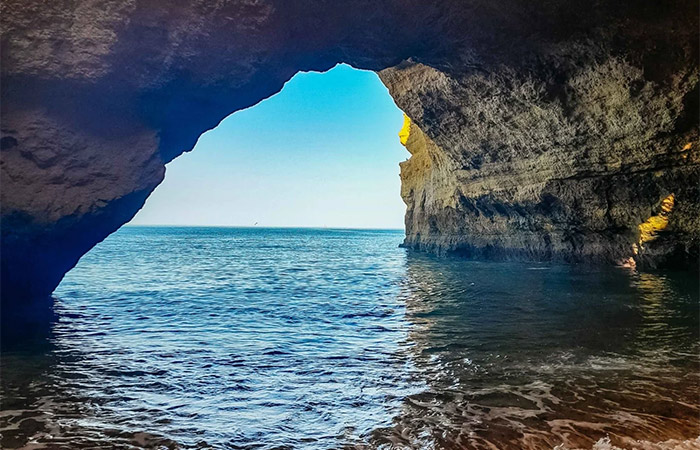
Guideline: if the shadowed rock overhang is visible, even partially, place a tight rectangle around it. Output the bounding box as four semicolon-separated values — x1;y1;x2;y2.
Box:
1;0;698;307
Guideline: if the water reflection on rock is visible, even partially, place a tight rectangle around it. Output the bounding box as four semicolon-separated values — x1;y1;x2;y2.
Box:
368;253;699;449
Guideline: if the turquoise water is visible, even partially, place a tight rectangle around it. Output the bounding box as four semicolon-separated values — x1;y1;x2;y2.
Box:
1;227;698;449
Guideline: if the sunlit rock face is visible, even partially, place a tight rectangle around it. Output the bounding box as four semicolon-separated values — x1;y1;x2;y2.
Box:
383;58;699;266
1;0;698;305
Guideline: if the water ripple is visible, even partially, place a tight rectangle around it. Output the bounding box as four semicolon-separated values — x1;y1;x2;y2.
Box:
1;227;698;449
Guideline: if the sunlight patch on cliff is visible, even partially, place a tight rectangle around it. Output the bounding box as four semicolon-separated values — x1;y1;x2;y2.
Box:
638;194;675;248
399;114;411;145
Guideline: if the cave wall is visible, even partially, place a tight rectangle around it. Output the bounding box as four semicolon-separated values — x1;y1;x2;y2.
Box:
383;58;698;266
1;0;698;306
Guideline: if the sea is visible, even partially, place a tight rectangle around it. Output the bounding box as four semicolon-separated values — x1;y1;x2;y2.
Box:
1;226;698;449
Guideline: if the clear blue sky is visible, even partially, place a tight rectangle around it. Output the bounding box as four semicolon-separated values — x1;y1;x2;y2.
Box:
129;64;408;229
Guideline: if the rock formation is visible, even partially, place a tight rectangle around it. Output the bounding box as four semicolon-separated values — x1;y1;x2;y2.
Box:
385;61;698;266
1;0;698;308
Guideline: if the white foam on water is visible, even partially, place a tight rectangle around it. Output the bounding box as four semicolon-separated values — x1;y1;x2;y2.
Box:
554;436;700;450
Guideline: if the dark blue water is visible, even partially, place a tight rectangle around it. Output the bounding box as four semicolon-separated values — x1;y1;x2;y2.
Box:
1;227;698;449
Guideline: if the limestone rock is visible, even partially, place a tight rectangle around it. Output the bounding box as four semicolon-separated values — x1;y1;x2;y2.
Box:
382;60;699;266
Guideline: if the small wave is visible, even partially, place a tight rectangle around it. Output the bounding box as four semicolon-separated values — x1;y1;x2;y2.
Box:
554;436;700;450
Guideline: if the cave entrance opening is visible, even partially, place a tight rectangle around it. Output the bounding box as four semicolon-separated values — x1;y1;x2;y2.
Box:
128;64;409;230
50;64;411;319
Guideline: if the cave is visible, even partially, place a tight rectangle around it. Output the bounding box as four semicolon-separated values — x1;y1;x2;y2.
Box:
1;0;698;312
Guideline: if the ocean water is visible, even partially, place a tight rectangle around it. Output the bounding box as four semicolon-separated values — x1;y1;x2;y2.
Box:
1;227;698;449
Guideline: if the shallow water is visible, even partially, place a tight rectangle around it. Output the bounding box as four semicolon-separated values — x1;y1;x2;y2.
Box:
1;227;698;449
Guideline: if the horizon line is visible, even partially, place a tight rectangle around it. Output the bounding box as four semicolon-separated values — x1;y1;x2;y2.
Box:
124;224;405;231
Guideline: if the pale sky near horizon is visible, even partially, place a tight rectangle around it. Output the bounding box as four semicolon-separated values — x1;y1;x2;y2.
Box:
129;64;409;229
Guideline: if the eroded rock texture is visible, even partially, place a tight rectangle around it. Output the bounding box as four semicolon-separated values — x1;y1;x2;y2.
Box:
383;58;699;266
1;0;698;307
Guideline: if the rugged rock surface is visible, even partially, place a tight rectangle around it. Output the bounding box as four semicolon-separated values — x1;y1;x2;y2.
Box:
383;60;698;266
1;0;698;307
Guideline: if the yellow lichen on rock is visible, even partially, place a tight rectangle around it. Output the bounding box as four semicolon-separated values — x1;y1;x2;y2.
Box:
638;194;675;247
398;113;411;146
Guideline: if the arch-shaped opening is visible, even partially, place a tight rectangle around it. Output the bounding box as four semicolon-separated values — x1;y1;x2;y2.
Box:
1;2;699;449
17;64;433;448
129;64;407;229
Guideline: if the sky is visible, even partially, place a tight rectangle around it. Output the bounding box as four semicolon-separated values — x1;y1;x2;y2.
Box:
129;64;408;229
